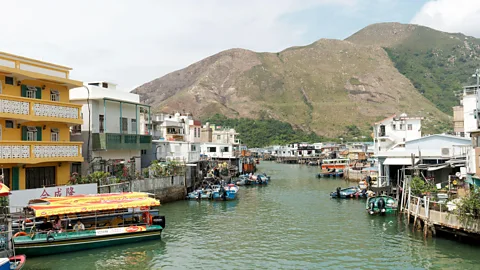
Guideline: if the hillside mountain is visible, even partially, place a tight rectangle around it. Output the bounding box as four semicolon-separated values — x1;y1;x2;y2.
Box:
132;23;460;139
348;23;480;114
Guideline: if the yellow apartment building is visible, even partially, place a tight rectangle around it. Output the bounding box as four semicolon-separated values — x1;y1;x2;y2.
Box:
0;52;83;190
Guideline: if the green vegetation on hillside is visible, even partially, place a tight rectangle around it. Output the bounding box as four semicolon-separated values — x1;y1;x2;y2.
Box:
203;114;373;147
384;27;480;115
204;114;324;147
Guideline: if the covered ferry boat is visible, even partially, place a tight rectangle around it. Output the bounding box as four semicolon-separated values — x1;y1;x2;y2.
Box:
12;192;165;257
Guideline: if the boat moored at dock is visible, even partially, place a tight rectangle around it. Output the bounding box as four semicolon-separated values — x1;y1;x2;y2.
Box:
330;186;367;199
366;195;398;216
12;192;165;257
211;184;239;201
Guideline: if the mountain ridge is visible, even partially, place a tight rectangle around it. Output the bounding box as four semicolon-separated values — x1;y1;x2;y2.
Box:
132;22;466;138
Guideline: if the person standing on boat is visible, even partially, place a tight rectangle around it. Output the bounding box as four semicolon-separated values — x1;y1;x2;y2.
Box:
366;175;372;190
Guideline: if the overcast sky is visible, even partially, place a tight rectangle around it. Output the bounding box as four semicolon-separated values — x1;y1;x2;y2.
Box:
3;0;479;91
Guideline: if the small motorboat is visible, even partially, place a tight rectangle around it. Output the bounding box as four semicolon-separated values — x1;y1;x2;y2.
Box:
236;175;254;186
186;189;212;200
212;184;239;201
366;195;398;215
330;186;366;199
0;255;26;270
317;169;344;178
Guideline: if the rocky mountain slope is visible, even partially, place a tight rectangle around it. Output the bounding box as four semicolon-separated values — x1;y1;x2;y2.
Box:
132;23;461;138
348;23;480;114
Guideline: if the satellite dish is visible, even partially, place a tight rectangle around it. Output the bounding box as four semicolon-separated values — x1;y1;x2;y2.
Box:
455;172;462;179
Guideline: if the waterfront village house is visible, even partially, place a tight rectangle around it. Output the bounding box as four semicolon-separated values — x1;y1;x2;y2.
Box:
373;113;422;155
200;143;235;159
211;125;240;150
377;134;471;188
453;85;480;138
0;52;84;190
69;82;152;176
142;112;201;167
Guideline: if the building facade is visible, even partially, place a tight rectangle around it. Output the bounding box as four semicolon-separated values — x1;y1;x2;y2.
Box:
373;113;423;154
69;82;151;175
0;52;84;190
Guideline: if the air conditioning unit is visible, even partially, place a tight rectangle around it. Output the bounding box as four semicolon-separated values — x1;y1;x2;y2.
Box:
441;148;450;156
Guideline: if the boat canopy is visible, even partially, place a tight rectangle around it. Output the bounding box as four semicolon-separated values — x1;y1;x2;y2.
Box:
28;192;160;217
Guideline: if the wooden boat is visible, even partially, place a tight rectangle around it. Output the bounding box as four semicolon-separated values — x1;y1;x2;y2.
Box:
366;195;398;215
330;186;366;199
12;192;165;257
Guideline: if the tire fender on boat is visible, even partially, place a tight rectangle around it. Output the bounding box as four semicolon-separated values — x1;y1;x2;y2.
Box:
47;235;55;243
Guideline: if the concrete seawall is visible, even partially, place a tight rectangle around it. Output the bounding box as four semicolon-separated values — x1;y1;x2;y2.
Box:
98;175;187;203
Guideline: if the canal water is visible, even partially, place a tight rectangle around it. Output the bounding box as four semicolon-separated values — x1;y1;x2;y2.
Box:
25;162;480;269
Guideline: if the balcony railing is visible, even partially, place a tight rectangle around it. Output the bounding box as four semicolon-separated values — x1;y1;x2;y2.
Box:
0;141;83;163
0;94;82;125
92;133;152;151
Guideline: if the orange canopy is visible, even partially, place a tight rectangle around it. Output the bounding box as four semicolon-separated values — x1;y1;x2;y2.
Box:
28;192;151;205
28;192;160;217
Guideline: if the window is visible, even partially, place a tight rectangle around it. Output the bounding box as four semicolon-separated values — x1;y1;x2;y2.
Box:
26;166;55;189
71;163;82;175
217;135;221;140
26;86;36;99
121;117;128;133
5;77;13;85
26;126;38;141
50;89;59;101
72;125;81;135
399;124;404;130
407;124;412;131
51;128;59;141
191;145;197;151
392;124;396;130
5;120;14;128
222;147;229;152
141;149;147;155
102;82;108;88
0;80;2;94
207;147;217;152
131;119;137;133
99;115;105;133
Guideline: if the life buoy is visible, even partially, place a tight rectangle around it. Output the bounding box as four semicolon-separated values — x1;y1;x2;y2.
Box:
13;232;27;238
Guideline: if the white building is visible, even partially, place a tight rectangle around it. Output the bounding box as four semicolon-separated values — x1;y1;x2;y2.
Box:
200;143;235;159
453;85;480;138
70;82;152;175
373;113;423;154
153;140;200;163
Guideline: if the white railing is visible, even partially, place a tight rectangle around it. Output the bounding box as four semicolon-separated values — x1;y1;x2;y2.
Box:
33;103;79;119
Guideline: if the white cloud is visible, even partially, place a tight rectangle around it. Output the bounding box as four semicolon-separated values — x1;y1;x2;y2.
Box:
2;0;355;91
411;0;480;37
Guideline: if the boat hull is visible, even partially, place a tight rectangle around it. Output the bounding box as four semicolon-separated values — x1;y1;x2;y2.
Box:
366;196;398;215
14;226;162;257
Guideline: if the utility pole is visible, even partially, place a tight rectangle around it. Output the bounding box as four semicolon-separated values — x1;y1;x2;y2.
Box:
474;69;480;124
